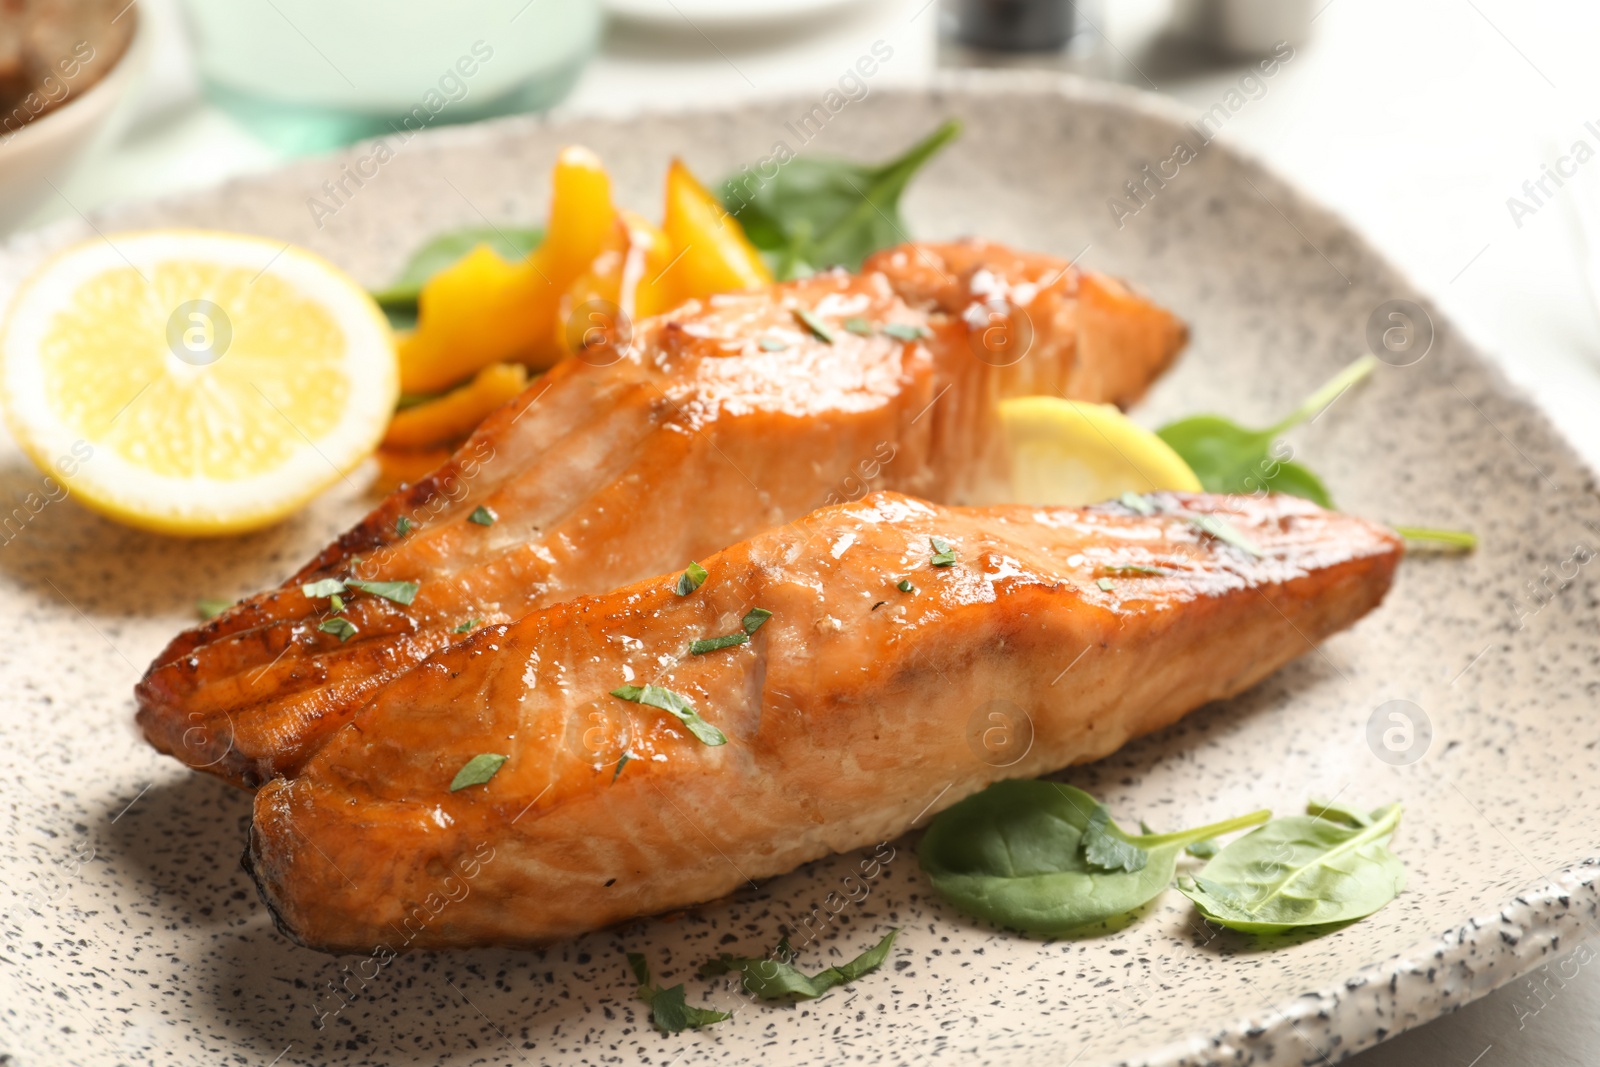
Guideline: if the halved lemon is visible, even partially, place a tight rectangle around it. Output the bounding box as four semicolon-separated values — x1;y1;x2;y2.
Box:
1000;396;1202;505
0;230;397;535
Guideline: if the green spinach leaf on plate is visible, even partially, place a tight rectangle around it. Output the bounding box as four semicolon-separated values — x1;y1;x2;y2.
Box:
1156;355;1377;508
918;780;1269;936
1178;801;1406;934
719;119;961;281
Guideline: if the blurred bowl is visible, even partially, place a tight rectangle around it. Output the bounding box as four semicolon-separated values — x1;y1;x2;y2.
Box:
0;8;150;234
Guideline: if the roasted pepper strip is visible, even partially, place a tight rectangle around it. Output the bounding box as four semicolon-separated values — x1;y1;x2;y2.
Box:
662;158;773;300
382;362;530;450
397;147;617;393
557;211;677;358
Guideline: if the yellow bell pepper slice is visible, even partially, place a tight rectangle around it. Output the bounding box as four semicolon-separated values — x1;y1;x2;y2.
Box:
382;362;530;450
397;146;617;393
661;159;772;300
556;211;679;359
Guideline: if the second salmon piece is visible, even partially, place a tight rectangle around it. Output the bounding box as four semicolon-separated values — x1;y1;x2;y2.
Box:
248;490;1400;952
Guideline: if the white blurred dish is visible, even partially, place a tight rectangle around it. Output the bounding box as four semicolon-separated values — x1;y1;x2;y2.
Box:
602;0;861;28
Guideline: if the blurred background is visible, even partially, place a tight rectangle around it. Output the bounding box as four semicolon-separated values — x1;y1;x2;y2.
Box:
4;0;1595;1061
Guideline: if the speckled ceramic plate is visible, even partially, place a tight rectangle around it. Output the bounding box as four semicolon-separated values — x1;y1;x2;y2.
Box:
4;72;1599;1067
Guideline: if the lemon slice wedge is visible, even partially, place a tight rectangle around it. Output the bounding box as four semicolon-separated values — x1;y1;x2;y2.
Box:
0;230;397;535
1000;396;1202;505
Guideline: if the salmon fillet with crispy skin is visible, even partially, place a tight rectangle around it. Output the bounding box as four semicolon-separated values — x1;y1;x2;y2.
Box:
137;242;1188;789
248;490;1400;952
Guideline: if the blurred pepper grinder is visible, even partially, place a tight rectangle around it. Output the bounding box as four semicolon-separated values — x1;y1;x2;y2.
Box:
953;0;1077;51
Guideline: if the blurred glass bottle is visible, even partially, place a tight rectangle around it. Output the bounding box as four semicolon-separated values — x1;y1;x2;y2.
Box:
953;0;1076;52
180;0;601;153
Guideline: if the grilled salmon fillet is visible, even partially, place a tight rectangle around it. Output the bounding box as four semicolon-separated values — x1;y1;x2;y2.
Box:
248;491;1400;952
865;239;1187;409
138;242;1188;788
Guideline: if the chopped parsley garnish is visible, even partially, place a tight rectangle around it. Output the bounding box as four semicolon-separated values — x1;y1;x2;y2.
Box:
741;607;772;633
896;578;916;593
792;307;836;344
628;953;730;1033
1119;492;1156;516
758;337;788;352
449;753;508;791
452;618;480;633
882;323;929;342
690;632;750;655
346;579;420;605
395;516;417;536
318;617;358;642
1096;577;1115;592
674;561;709;596
1188;513;1263;558
929;536;957;567
700;929;900;1000
304;577;418;605
468;505;497;526
610;684;727;746
195;597;231;621
843;316;875;336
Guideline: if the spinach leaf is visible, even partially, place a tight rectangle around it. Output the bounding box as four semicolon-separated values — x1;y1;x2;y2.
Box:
1142;818;1217;857
1081;807;1148;872
919;781;1269;936
719;119;961;280
699;928;898;1000
1178;801;1406;934
1157;355;1377;508
1306;796;1372;827
371;226;545;310
627;953;729;1033
1394;526;1478;551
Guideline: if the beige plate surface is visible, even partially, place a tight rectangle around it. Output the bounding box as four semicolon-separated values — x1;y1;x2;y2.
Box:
2;72;1598;1067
